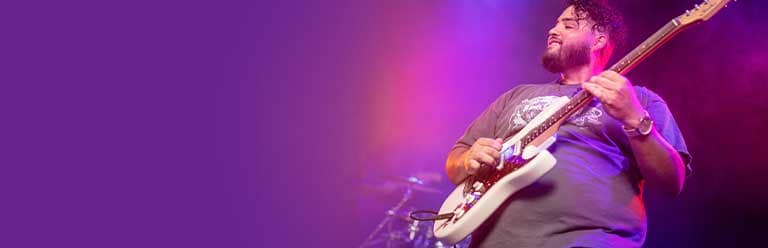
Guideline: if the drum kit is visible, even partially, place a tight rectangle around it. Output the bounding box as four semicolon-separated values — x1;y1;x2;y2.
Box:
359;174;471;248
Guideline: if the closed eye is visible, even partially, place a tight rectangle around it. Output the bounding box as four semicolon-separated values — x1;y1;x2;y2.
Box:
559;18;583;30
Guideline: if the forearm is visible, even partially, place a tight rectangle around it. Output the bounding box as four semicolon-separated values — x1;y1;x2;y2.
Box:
628;128;686;196
446;147;470;185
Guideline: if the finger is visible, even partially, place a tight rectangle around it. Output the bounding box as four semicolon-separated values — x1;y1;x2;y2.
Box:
466;160;481;174
583;82;609;101
476;152;496;165
477;138;502;150
488;141;502;151
601;71;633;90
495;138;503;147
600;70;621;80
590;75;620;91
482;146;500;160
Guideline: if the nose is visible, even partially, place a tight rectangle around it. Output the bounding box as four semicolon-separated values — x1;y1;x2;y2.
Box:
547;25;559;39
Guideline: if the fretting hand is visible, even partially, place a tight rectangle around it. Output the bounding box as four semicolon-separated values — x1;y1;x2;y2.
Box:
582;71;646;128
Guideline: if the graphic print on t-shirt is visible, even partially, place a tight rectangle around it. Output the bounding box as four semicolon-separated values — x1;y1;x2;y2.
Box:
507;95;603;131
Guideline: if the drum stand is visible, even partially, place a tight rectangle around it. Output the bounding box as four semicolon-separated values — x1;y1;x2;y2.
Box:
359;187;413;248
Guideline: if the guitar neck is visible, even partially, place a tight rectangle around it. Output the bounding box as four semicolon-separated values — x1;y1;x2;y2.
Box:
516;0;732;148
611;18;689;74
566;18;691;117
517;18;691;148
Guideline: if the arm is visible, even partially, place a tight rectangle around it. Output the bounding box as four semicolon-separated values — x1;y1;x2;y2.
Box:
626;126;686;196
583;71;686;196
446;147;470;185
445;91;511;185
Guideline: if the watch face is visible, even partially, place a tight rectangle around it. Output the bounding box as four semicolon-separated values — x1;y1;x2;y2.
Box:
622;111;653;137
638;116;653;135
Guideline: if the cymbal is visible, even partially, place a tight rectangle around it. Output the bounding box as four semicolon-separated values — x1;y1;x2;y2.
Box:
364;175;443;194
383;172;442;185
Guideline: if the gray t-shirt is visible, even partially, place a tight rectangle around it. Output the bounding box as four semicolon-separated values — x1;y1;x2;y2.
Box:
453;82;691;248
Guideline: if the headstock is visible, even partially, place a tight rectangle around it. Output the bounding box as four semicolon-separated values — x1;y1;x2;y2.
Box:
677;0;733;26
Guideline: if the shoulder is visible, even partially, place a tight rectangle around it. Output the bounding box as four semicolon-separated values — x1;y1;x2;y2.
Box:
633;85;668;107
480;82;558;110
499;83;553;100
485;82;558;110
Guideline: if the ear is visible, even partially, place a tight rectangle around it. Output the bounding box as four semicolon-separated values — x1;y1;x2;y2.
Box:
592;33;608;52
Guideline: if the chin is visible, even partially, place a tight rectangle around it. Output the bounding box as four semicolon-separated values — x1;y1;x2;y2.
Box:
544;49;559;57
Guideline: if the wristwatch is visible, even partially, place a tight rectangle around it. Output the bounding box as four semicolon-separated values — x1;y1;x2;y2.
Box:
622;110;654;137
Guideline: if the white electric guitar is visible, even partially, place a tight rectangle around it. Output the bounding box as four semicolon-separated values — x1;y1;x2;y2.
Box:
433;0;732;244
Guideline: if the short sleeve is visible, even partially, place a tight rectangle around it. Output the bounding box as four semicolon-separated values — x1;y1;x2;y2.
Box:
640;87;693;175
451;90;513;152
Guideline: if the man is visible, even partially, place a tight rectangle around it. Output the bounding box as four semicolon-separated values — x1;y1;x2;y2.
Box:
444;0;691;247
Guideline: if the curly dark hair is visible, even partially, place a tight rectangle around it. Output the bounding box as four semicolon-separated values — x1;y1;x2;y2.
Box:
566;0;627;50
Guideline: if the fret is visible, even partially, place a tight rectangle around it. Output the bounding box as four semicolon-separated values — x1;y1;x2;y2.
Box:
611;20;680;74
518;19;688;149
436;2;732;243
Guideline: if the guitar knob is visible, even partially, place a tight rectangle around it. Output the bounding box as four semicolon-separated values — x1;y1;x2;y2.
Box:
472;181;484;191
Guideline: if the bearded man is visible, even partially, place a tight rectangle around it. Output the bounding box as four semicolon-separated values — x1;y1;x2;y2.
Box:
444;0;691;247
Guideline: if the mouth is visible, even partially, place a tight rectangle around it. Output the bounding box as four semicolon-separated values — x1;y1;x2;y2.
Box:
547;38;562;48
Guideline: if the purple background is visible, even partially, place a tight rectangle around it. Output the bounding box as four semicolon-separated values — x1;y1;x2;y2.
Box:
2;0;767;247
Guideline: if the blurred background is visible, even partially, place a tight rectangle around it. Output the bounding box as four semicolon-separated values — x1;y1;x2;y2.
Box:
2;0;767;247
250;0;768;247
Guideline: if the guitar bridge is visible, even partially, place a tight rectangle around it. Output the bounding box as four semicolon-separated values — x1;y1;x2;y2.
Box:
450;190;483;223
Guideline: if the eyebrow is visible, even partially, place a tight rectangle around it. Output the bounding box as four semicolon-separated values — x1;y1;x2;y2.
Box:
557;17;590;28
559;17;586;23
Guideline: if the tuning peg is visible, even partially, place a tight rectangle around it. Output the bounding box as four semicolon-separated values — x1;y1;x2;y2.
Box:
694;4;700;10
686;9;692;16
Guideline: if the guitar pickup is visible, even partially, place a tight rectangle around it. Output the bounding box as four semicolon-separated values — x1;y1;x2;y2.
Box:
497;144;517;170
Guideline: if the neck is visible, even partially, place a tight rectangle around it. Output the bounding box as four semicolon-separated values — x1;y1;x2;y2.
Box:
559;57;603;85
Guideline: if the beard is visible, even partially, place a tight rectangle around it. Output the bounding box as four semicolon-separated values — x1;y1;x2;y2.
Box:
541;40;591;73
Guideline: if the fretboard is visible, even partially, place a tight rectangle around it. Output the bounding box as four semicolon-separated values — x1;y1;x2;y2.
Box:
518;18;688;148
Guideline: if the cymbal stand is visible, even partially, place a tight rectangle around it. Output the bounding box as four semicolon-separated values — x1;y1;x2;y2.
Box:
359;187;413;248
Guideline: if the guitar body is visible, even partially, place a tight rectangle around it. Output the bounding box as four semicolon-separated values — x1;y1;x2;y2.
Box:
429;1;730;244
433;149;556;244
433;96;570;244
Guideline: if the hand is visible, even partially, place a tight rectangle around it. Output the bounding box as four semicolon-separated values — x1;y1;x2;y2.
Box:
582;71;645;128
462;138;503;175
